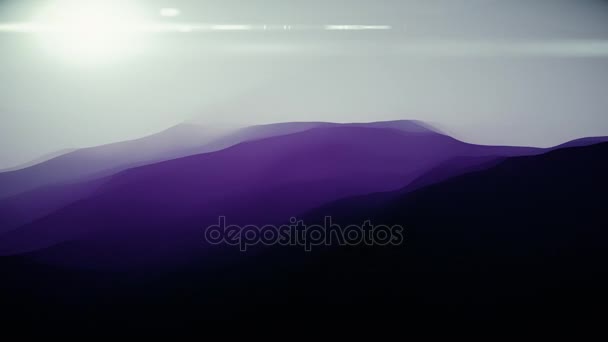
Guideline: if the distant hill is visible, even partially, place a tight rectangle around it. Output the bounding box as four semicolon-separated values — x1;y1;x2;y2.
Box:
0;124;542;268
288;142;608;320
0;123;239;200
0;141;606;325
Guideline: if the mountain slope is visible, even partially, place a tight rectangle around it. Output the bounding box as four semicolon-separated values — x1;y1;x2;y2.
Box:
0;140;606;324
0;120;440;204
0;120;443;230
293;142;608;314
0;125;541;268
185;141;608;321
0;123;239;200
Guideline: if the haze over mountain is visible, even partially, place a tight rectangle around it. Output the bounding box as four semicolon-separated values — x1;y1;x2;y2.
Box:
0;120;441;201
0;123;239;200
2;0;608;171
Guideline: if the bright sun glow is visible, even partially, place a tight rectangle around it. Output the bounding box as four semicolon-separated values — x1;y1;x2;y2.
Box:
160;8;181;18
34;0;148;64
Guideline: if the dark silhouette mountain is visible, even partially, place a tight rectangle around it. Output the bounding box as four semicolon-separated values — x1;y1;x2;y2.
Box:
283;142;608;319
0;125;541;268
304;141;608;269
0;141;606;327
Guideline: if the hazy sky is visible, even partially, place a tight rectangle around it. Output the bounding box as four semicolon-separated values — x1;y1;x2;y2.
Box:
1;0;608;168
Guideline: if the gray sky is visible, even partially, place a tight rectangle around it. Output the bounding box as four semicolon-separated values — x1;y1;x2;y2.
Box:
1;0;608;168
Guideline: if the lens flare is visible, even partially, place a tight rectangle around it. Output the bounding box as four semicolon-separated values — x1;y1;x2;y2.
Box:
33;0;149;65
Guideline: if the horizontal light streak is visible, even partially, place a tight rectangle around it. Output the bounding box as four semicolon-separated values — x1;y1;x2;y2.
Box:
2;22;607;58
325;25;392;30
0;22;392;33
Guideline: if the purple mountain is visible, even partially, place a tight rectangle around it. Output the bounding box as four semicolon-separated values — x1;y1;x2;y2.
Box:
0;123;242;200
0;124;543;269
0;120;439;205
0;120;439;230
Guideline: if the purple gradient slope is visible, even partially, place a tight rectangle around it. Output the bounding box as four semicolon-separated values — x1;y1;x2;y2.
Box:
0;120;435;200
0;178;109;234
0;120;438;229
0;125;544;269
